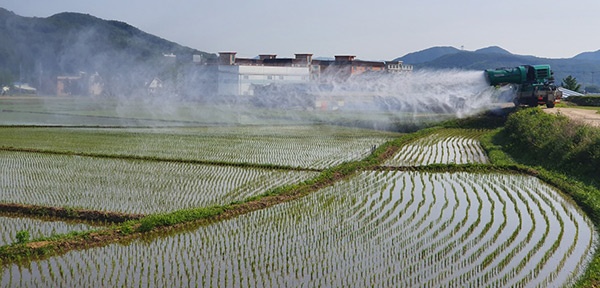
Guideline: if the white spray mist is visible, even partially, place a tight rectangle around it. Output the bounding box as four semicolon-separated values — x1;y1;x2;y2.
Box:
318;69;508;118
108;68;516;129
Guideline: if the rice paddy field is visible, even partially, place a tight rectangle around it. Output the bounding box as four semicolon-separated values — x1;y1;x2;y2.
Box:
0;125;395;170
1;171;595;287
0;97;598;287
384;129;489;166
0;150;319;214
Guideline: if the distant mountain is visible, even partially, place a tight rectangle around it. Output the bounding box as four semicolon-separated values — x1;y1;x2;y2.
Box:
420;51;538;70
474;46;512;55
573;50;600;61
394;46;460;64
395;46;600;88
0;8;215;95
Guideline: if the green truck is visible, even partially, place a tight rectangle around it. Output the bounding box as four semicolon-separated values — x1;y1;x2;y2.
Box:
485;65;562;108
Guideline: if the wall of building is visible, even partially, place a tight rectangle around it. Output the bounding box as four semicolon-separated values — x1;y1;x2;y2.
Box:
217;65;240;95
239;66;310;95
218;65;310;96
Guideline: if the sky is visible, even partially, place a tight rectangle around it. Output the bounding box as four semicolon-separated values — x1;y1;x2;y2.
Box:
1;0;599;61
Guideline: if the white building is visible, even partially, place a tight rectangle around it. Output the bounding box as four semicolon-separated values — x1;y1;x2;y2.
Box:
217;52;311;96
386;61;413;73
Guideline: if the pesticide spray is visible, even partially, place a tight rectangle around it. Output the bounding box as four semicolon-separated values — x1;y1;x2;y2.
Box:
105;68;516;130
237;68;516;130
318;69;508;117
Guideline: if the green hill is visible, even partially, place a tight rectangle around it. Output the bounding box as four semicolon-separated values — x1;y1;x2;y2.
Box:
0;8;215;95
393;46;460;64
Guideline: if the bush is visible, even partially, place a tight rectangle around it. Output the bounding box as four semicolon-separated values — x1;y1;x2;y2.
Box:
503;108;600;182
15;230;30;244
567;96;600;107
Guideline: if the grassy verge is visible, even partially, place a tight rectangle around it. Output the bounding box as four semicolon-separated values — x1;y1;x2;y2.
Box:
559;103;600;113
501;108;600;186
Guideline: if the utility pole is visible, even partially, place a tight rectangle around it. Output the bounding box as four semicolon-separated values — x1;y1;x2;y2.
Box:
38;61;43;94
19;63;22;92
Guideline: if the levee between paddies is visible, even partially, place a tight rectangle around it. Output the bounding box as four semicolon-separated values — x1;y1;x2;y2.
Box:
385;130;488;166
0;214;98;246
2;171;595;287
0;151;319;214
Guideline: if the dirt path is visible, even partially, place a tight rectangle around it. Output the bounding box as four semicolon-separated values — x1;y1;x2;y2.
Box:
543;107;600;127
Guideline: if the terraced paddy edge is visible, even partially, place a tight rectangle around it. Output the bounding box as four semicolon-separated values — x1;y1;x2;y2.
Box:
384;129;488;166
0;151;319;214
1;171;594;287
0;126;399;170
0;213;99;247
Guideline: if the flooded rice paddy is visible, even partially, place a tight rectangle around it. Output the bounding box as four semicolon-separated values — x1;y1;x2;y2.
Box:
2;171;595;287
0;151;318;214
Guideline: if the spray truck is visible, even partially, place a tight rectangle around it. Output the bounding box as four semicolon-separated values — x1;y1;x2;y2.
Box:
484;65;562;108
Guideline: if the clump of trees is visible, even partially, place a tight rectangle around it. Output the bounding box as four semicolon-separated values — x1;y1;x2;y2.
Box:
561;75;581;92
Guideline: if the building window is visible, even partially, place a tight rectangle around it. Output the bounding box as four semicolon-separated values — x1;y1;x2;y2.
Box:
267;75;273;80
279;75;284;80
243;75;249;79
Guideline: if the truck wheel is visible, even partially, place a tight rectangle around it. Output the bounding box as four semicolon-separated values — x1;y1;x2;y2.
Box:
546;94;556;108
528;97;538;107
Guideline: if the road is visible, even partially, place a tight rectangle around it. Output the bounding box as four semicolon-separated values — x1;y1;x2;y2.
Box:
543;107;600;127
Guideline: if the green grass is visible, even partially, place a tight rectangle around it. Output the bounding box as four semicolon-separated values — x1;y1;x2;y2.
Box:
559;101;600;112
501;108;600;184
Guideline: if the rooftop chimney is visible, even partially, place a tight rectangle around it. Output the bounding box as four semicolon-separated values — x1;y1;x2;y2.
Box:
294;54;313;65
219;52;237;65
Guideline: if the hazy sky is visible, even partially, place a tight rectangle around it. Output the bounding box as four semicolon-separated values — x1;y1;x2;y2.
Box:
2;0;598;61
